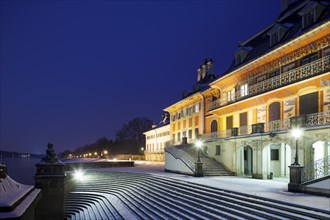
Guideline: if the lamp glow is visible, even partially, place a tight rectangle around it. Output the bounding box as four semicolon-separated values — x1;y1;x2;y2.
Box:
292;128;302;138
195;140;203;148
73;170;84;181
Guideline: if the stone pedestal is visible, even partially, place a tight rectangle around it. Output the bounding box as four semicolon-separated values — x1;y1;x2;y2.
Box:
288;165;304;192
195;161;203;177
34;162;66;220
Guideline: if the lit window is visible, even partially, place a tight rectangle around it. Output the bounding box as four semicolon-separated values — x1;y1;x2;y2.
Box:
195;103;200;113
240;83;248;97
227;89;235;102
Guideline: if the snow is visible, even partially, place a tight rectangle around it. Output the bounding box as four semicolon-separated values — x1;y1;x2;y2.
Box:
0;175;34;207
92;160;330;211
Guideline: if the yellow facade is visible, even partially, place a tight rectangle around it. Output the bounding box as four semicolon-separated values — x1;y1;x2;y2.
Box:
164;1;330;179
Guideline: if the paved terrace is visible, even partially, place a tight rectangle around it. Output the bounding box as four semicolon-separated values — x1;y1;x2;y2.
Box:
72;159;330;211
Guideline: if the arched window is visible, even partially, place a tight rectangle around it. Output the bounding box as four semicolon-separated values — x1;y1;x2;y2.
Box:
269;102;280;121
211;120;218;133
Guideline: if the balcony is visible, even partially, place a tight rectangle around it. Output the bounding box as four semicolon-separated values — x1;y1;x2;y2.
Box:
208;55;330;111
201;111;330;140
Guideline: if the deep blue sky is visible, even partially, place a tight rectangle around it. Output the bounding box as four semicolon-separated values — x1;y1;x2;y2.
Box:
1;0;280;154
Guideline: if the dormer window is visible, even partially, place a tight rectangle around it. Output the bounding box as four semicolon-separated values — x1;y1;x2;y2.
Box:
298;2;326;29
271;32;279;46
303;9;315;28
235;46;252;66
267;23;291;47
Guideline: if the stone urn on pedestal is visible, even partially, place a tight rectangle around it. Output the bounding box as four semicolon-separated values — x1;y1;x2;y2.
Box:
34;143;66;220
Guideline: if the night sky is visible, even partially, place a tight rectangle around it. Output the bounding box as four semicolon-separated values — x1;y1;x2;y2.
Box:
1;0;280;154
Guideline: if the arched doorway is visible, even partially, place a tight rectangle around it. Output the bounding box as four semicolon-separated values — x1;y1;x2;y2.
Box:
262;142;291;178
244;146;253;176
210;120;218;138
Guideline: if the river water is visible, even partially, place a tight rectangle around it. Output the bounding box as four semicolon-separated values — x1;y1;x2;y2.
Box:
1;157;41;185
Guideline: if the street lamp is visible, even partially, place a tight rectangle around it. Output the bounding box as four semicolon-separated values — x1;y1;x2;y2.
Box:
291;128;302;166
195;140;202;162
104;150;108;161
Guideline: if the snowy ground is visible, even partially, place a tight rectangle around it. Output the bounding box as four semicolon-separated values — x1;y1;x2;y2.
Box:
81;160;330;211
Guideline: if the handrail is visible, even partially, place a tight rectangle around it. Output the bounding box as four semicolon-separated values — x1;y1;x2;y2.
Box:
301;155;330;183
165;146;195;173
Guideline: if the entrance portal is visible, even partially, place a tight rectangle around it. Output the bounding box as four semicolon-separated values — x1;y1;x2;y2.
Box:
244;146;253;176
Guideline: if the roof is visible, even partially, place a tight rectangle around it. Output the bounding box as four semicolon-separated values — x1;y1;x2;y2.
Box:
221;0;330;77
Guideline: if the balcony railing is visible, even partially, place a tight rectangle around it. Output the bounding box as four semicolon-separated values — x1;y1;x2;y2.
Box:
201;111;330;140
208;55;330;111
301;156;330;183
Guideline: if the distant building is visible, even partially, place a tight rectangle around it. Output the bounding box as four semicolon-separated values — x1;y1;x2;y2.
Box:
144;112;170;161
164;0;330;179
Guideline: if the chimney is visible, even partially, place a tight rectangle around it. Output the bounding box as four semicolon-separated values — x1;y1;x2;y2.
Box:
202;58;208;79
197;66;202;82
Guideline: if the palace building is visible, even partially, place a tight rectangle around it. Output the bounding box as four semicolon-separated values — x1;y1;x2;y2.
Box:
163;0;330;180
144;112;170;161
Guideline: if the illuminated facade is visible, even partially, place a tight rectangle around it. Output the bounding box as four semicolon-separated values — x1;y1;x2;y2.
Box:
164;0;330;179
144;113;170;161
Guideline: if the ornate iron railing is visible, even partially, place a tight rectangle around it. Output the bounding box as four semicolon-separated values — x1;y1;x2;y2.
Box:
201;111;330;140
301;155;330;183
208;55;330;111
165;146;195;172
306;111;330;126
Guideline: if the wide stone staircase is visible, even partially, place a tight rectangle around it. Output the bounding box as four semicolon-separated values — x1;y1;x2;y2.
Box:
65;171;330;220
175;144;235;176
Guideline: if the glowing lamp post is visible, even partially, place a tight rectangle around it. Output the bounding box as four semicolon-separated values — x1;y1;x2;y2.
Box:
195;140;202;162
195;140;203;177
288;128;303;193
291;128;302;166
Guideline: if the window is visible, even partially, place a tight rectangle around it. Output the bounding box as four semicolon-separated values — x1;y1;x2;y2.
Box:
195;103;200;113
187;107;193;116
172;134;175;142
301;53;318;66
271;149;279;160
282;63;295;72
269;69;280;78
182;131;186;138
171;115;176;121
182;109;186;118
176;112;181;119
304;10;314;28
194;128;199;138
240;83;248;97
299;92;318;115
226;116;233;130
215;145;221;155
188;130;192;139
240;112;247;127
227;89;235;102
257;75;266;83
211;120;218;133
269;102;281;121
236;53;242;65
271;32;279;47
177;132;181;142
